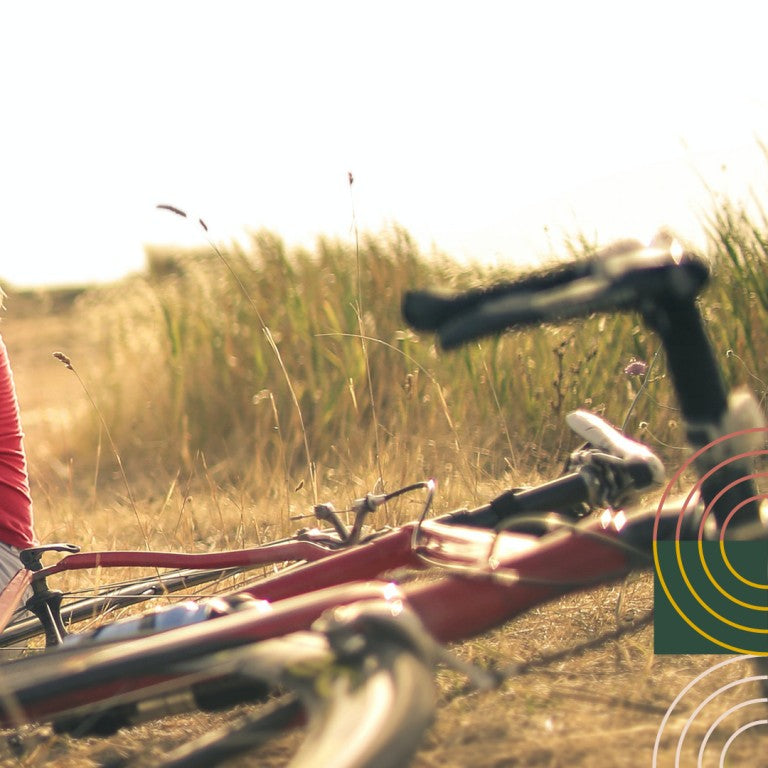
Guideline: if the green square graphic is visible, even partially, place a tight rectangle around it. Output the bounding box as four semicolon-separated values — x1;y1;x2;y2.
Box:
654;541;768;654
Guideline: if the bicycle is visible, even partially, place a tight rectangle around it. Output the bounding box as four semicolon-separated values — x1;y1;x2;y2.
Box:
0;238;765;766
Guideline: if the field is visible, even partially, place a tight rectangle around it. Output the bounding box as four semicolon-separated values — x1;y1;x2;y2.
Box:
0;212;766;766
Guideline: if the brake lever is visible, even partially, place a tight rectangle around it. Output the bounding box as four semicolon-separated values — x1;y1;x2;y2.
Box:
566;410;665;487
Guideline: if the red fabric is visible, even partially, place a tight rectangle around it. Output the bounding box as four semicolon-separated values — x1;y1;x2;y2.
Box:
0;335;35;549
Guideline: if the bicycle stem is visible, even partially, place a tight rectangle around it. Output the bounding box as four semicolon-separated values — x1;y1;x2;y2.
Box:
641;298;726;423
642;297;763;532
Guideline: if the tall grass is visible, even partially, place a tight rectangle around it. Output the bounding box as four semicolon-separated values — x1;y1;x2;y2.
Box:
704;198;768;401
48;191;768;524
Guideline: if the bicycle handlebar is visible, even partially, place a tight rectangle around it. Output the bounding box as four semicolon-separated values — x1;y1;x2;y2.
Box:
402;241;708;348
403;239;726;427
444;410;666;528
403;239;765;532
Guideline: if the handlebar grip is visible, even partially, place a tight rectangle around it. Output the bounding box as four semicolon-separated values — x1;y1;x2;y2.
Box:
437;472;590;530
402;260;589;332
488;472;591;521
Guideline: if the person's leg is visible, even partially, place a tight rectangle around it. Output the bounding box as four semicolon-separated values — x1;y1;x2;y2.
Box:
0;541;26;588
0;334;36;591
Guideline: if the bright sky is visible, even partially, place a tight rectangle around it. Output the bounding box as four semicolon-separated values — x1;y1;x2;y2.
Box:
1;1;767;287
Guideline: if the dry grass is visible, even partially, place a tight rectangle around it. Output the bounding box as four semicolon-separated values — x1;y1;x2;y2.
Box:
0;218;767;765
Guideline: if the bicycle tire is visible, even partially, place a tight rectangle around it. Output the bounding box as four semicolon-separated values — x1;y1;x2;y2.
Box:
0;599;437;768
158;635;435;768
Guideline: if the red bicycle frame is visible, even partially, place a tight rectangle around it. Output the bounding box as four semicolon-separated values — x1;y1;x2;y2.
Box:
0;503;654;726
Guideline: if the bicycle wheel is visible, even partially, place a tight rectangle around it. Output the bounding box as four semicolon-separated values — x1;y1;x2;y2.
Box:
172;643;435;768
0;599;437;768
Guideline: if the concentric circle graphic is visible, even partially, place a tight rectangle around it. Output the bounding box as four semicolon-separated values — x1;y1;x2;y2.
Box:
653;427;768;655
652;655;767;766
